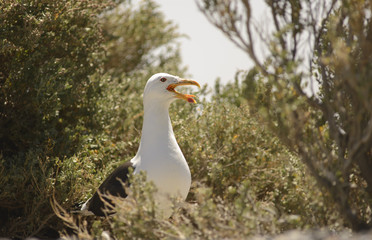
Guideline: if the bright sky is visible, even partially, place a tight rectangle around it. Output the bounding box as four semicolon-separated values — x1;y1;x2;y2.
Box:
156;0;255;87
155;1;318;95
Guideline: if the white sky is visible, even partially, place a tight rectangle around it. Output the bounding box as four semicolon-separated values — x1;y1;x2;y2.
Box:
155;1;319;96
156;0;256;87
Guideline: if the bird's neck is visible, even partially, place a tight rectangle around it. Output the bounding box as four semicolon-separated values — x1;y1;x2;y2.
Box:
137;102;177;155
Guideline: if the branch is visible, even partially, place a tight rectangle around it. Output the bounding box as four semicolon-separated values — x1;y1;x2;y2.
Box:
345;118;372;171
267;1;287;51
196;0;267;75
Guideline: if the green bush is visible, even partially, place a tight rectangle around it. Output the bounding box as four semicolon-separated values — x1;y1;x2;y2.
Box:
0;0;110;157
101;0;184;76
0;0;186;238
197;0;372;230
55;89;343;239
0;0;353;238
0;0;113;237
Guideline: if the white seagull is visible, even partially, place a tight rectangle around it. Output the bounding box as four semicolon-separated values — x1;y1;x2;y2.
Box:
81;73;200;218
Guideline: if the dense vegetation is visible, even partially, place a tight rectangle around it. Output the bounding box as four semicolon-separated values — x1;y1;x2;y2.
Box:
0;0;184;237
0;0;371;239
198;0;372;231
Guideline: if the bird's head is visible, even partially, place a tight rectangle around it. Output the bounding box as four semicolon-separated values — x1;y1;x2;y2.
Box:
143;73;200;105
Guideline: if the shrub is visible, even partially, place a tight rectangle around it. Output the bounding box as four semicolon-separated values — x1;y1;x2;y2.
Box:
55;90;343;238
0;0;111;157
0;0;114;237
1;0;354;238
197;0;372;230
0;0;185;238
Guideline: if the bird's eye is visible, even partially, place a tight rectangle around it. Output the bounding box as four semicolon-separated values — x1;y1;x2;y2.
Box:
160;77;167;82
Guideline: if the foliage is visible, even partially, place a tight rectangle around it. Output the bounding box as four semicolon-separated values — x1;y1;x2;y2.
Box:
1;0;366;238
0;0;185;238
54;83;343;239
0;0;113;237
197;0;372;231
101;0;184;76
0;0;109;157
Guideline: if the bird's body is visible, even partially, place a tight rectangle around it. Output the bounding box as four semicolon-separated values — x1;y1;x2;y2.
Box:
82;73;199;217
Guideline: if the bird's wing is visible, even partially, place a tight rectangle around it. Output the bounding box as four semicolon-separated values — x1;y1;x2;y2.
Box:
86;161;134;216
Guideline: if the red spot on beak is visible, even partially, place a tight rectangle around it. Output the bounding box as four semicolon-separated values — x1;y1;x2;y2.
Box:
187;97;195;103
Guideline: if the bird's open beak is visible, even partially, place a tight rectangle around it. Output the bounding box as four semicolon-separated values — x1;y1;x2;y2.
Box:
167;79;200;103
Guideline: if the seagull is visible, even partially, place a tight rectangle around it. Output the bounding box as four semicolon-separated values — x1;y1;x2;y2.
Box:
81;73;200;218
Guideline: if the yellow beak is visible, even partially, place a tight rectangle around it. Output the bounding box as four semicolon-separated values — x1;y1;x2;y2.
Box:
167;79;201;103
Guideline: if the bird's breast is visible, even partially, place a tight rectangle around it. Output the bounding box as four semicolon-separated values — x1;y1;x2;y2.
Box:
135;144;191;200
